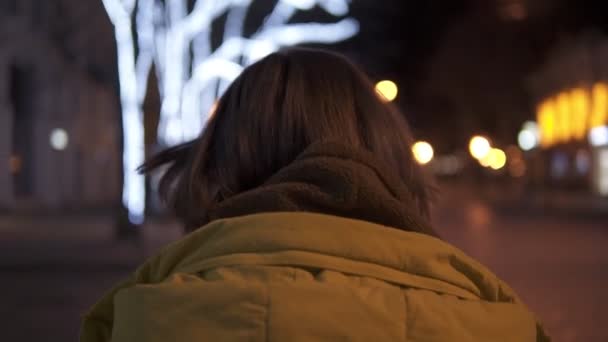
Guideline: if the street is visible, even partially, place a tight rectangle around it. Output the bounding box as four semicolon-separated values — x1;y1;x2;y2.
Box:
434;183;608;342
1;182;607;341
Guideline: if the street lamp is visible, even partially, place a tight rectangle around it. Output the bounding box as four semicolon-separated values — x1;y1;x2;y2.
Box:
488;148;507;170
412;141;434;165
469;136;491;160
517;121;539;151
50;128;69;151
375;80;398;102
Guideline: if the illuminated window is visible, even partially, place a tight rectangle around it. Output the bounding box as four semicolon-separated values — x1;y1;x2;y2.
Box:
570;88;590;140
537;100;556;147
591;82;608;128
556;92;571;143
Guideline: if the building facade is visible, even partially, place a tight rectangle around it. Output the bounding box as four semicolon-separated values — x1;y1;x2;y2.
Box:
527;32;608;196
0;1;121;211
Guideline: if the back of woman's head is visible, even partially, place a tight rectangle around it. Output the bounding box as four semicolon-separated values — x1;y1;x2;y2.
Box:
141;47;433;231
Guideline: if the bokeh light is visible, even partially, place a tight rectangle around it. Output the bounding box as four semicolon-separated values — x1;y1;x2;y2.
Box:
50;129;69;151
536;82;608;148
570;88;590;140
480;148;507;170
375;80;398;102
518;121;539;151
9;155;22;174
589;126;608;146
556;92;572;143
518;130;536;151
591;82;608;128
412;141;434;165
469;136;491;160
537;100;556;147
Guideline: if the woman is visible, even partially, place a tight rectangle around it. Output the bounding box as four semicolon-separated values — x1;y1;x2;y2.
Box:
81;48;549;341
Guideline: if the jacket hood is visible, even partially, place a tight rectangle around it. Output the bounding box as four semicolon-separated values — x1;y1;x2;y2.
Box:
207;141;437;237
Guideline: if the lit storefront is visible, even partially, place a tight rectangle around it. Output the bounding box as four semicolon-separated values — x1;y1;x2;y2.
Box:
535;82;608;195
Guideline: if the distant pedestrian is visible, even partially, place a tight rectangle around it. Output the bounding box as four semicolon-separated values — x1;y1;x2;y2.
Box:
81;48;549;342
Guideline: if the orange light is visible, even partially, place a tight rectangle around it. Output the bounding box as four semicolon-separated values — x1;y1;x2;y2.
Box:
591;82;608;128
469;136;491;160
537;100;556;147
556;92;571;143
412;141;434;165
479;148;507;170
9;155;21;174
570;88;590;140
375;80;398;102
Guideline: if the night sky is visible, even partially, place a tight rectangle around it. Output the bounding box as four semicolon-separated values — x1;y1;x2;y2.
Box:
24;0;608;152
339;0;608;151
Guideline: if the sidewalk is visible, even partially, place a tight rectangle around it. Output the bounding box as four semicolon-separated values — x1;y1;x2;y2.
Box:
485;185;608;219
438;179;608;219
0;213;182;268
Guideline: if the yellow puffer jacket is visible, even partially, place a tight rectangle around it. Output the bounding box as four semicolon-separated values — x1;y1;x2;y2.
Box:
81;212;549;341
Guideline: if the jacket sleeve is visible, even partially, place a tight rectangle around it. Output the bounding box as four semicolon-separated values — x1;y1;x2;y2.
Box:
79;256;160;342
80;275;141;342
537;322;551;342
79;233;198;342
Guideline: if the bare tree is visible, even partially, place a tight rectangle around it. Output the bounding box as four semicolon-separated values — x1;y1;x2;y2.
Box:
102;0;358;224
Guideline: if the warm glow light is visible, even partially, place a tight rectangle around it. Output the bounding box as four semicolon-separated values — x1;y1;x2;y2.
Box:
469;136;491;160
50;129;69;151
375;80;398;102
537;100;556;147
537;83;608;149
490;148;507;170
480;148;507;170
500;2;527;21
591;82;608;128
570;88;590;140
9;155;21;174
479;154;492;167
412;141;434;165
556;92;571;143
509;159;526;177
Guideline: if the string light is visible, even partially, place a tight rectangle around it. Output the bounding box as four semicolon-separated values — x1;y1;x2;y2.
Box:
103;0;359;223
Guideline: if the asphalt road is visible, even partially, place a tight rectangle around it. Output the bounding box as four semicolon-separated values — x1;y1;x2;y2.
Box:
434;183;608;342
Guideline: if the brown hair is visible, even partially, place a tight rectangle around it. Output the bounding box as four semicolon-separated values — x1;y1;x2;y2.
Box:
140;48;433;231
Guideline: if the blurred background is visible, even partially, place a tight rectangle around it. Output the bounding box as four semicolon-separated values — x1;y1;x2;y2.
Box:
1;0;607;340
